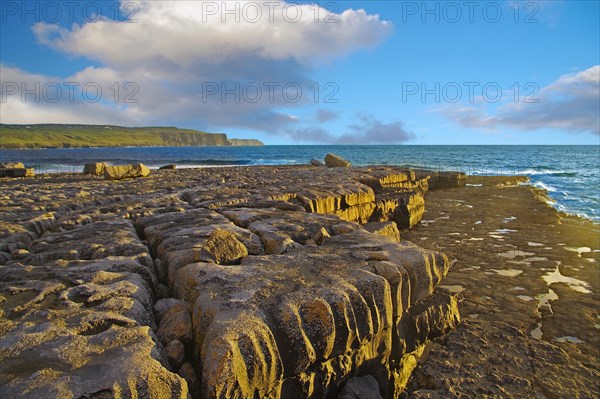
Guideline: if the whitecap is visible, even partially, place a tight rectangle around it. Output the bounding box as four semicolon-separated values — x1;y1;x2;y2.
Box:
533;181;557;192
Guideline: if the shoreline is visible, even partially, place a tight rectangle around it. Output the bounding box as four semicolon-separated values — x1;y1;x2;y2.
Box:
1;164;598;398
4;163;598;225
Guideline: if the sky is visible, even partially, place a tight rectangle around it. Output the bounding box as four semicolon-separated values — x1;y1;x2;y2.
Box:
1;0;599;145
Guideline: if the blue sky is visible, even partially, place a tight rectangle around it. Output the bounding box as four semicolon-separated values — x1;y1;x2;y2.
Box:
1;0;599;144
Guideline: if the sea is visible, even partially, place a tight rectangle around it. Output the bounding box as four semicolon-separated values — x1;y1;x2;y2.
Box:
1;145;598;222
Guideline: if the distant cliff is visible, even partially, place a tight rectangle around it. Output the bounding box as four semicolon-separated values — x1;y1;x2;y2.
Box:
0;124;264;149
228;139;264;146
159;131;229;146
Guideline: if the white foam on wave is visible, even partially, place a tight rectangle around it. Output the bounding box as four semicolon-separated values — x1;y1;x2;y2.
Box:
520;169;571;176
533;181;557;192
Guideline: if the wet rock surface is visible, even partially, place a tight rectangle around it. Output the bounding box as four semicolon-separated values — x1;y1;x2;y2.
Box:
402;175;600;398
7;165;571;399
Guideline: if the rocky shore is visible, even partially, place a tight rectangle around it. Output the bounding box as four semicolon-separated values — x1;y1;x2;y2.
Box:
0;163;598;398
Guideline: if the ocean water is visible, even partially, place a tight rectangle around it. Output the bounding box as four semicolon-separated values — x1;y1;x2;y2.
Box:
1;145;598;222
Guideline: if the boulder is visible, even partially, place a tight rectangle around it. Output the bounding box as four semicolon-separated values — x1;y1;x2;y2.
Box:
310;159;324;166
325;153;351;168
0;162;25;169
0;168;34;178
83;162;107;175
339;375;383;399
199;228;249;265
104;163;150;180
160;164;177;170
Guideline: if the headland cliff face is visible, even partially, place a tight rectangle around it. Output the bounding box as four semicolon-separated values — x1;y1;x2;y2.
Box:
0;124;264;149
228;139;265;146
159;131;230;146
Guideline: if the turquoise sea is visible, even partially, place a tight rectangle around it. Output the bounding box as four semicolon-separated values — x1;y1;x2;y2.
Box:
1;145;598;222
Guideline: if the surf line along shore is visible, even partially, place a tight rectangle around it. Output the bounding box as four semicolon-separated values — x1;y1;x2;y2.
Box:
0;162;598;398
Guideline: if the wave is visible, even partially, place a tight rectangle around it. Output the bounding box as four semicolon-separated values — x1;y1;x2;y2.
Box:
533;181;557;192
173;158;298;166
506;169;577;177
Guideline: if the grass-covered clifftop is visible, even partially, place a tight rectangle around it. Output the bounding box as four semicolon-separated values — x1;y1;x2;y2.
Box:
0;124;264;149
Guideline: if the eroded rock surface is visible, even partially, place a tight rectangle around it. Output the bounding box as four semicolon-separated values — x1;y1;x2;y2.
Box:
0;165;466;398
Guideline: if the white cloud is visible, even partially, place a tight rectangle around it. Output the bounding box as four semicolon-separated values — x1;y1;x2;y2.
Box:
440;65;600;135
0;65;137;125
3;0;393;137
33;1;392;66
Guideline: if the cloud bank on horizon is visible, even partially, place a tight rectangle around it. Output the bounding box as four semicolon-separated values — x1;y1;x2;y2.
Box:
0;0;598;144
441;66;600;136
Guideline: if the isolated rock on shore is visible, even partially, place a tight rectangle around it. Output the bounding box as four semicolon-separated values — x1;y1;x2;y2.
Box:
0;162;34;178
0;168;34;178
0;162;25;169
199;229;249;265
83;162;107;175
104;163;150;180
325;153;352;167
160;164;177;170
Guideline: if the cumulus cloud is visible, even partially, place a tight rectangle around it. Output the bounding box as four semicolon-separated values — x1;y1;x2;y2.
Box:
3;0;393;136
33;1;392;67
285;115;415;144
441;65;600;135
